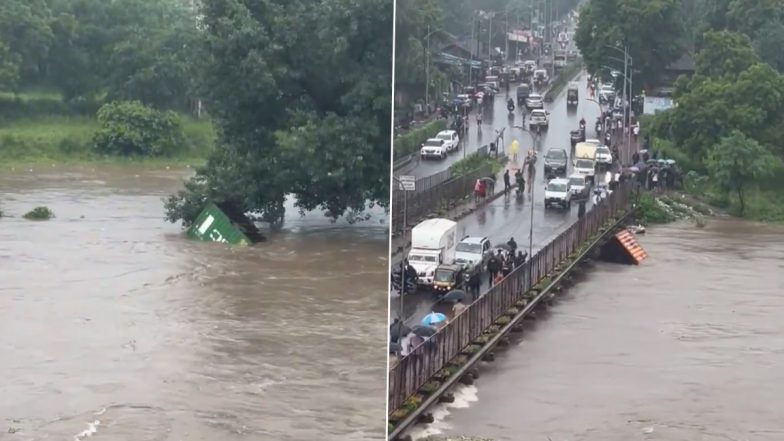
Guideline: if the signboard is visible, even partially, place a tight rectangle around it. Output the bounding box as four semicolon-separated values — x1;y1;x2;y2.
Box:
399;175;416;191
187;203;251;246
643;96;674;115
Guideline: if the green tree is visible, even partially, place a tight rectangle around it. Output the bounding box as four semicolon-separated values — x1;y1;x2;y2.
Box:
574;0;684;89
706;131;780;214
93;101;185;157
753;20;784;72
0;0;54;84
0;42;20;91
165;0;392;226
695;31;757;79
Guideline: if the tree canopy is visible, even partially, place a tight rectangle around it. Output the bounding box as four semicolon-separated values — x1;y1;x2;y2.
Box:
164;0;393;225
574;0;684;89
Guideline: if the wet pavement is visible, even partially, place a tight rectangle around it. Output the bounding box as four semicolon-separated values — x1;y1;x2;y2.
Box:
396;70;606;328
407;218;784;441
0;165;388;441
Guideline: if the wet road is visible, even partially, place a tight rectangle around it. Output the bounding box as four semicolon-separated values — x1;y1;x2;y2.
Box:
397;70;605;327
0;165;388;441
409;218;784;441
409;33;582;179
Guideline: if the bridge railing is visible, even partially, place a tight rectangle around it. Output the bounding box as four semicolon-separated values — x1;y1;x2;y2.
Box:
388;182;633;412
391;145;490;233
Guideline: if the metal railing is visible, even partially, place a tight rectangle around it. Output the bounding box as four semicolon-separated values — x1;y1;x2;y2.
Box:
391;146;490;232
388;182;634;412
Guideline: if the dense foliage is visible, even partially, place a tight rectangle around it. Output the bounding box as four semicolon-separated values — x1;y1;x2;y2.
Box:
93;101;185;157
574;0;684;90
164;0;393;225
0;0;199;111
585;0;784;219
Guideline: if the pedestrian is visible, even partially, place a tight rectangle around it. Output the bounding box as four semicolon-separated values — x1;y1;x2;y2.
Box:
632;151;640;165
494;271;505;285
515;250;527;267
452;298;467;318
503;169;511;194
511;139;520;162
507;237;517;255
487;254;499;286
468;269;481;299
577;198;586;218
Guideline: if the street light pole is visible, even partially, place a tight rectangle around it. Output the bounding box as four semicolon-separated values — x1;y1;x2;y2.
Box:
425;24;431;113
392;176;408;318
469;14;475;86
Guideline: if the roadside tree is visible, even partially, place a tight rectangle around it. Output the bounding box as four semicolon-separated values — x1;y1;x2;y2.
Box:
574;0;684;89
706;131;780;214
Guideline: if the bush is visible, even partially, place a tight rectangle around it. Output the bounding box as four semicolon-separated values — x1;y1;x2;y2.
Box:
636;192;674;224
23;206;55;220
393;119;447;159
93;101;185;157
451;153;500;177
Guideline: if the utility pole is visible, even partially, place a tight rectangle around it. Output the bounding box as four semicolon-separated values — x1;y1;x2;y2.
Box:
505;11;509;63
488;13;493;58
469;14;475;86
425;24;431;113
622;45;628;164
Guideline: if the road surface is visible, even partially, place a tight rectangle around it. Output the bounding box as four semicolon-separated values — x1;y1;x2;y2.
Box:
408;29;580;179
395;70;607;328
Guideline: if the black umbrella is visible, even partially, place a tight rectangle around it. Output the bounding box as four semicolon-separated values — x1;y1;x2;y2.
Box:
479;177;496;185
441;289;467;303
411;325;437;337
389;321;411;343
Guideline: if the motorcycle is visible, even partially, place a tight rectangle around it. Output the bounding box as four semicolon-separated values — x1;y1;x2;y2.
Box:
515;174;525;198
595;121;602;136
570;127;585;147
391;268;417;294
507;100;515;114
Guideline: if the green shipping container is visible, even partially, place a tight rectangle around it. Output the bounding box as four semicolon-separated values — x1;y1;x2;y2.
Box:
187;203;251;246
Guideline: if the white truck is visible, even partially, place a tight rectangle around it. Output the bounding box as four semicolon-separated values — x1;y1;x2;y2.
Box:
408;218;459;286
573;142;597;183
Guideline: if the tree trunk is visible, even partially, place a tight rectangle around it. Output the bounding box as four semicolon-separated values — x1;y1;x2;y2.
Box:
736;186;745;215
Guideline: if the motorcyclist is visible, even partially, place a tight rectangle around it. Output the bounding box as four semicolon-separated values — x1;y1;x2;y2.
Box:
579;117;586;130
515;169;525;194
507;97;515;112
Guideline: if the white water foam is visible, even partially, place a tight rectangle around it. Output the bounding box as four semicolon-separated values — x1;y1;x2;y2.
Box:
73;420;100;440
406;384;480;440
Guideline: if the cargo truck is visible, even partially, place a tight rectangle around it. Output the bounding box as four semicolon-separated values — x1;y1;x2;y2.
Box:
407;218;459;286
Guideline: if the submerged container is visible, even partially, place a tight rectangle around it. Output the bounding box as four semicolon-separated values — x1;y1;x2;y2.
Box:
187;203;250;246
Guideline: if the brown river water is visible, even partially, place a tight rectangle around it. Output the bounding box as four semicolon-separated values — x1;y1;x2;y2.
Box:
408;217;784;441
0;165;388;441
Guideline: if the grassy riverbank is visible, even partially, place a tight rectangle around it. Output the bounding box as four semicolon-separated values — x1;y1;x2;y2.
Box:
0;116;215;165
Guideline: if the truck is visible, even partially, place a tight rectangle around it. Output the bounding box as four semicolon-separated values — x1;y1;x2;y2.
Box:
407;218;459;287
573;142;598;183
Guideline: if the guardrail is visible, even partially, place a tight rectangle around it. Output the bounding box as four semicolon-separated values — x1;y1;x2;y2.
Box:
388;182;634;414
391;146;490;233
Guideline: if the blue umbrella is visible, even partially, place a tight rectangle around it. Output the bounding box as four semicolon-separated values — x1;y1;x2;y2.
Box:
421;312;447;326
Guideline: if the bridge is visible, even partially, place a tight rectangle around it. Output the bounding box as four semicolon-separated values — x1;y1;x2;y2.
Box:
388;181;639;440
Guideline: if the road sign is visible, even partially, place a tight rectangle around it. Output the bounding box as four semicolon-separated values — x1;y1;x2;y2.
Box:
399;175;416;191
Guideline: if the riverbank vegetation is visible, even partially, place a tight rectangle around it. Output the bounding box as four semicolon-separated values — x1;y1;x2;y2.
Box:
2;0;392;224
394;119;447;159
576;0;784;222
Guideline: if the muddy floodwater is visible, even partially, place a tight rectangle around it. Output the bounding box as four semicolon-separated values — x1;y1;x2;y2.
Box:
410;217;784;441
0;164;388;441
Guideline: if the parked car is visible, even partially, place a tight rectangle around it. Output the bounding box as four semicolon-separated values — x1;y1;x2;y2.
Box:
544;178;572;209
436;130;460;153
568;173;590;199
543;148;568;174
420;138;447;159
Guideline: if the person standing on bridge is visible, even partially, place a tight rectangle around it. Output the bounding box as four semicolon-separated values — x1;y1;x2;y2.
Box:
451;298;467;319
507;237;517;256
487;253;500;286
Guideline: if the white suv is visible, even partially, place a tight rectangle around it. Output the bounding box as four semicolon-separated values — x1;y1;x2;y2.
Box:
454;236;492;272
544;178;572;209
420;138;447;160
436;130;460;153
528;109;549;130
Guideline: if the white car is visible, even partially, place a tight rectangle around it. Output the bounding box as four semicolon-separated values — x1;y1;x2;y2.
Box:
595;145;613;164
454;236;492;272
436;130;460;153
544;178;572;209
528;109;549;129
573;157;596;182
599;85;615;103
420;138;447;160
526;93;544;109
568;173;590;199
